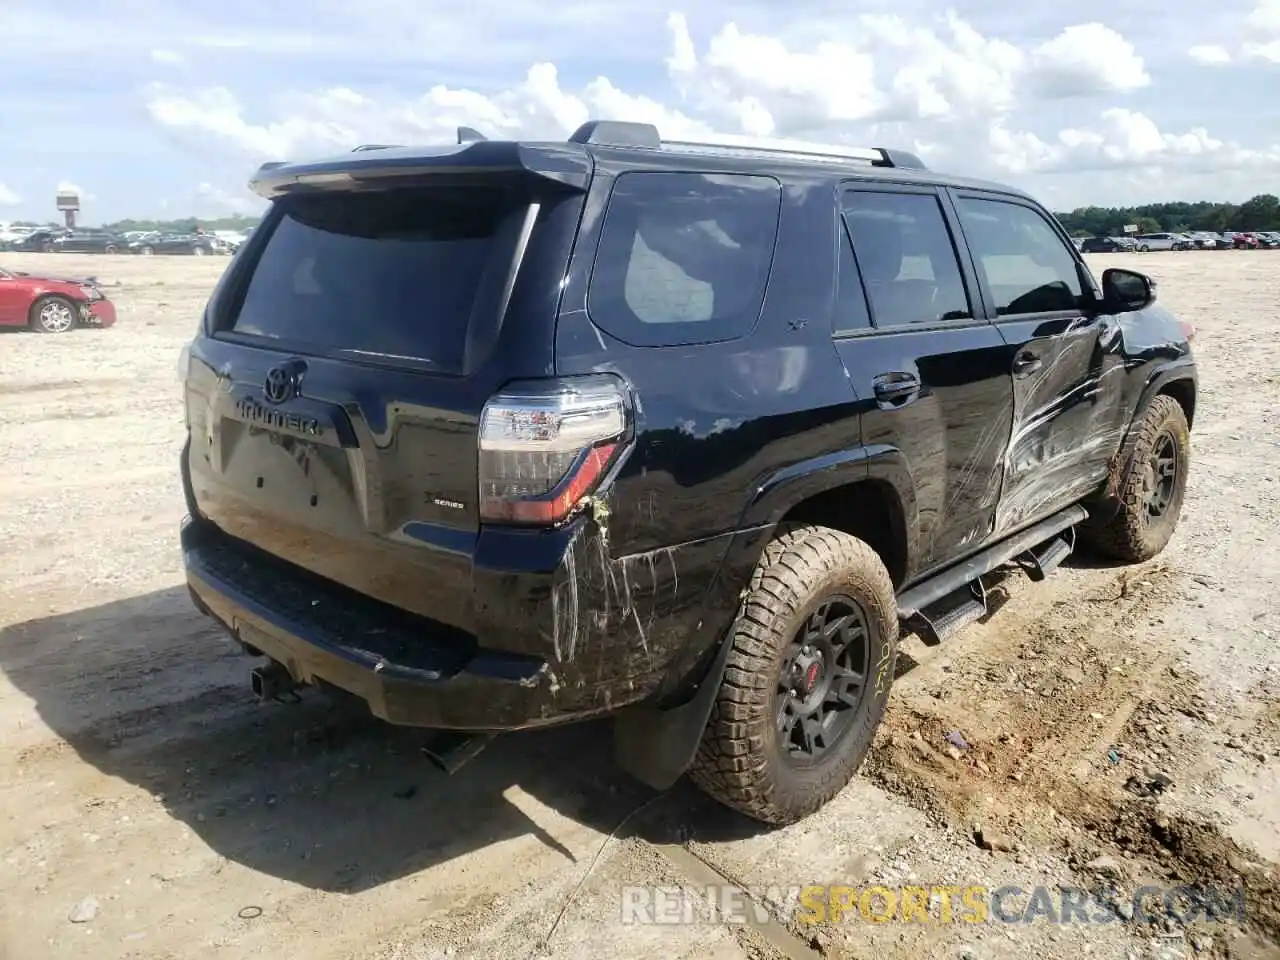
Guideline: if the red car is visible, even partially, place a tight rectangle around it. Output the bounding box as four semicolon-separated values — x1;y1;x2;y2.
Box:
0;266;117;332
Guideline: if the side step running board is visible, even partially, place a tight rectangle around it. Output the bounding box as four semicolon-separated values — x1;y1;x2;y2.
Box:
911;578;988;646
896;504;1085;624
1020;527;1076;582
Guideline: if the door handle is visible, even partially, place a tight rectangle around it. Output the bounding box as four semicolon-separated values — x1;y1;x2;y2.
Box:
873;372;921;406
1012;352;1042;377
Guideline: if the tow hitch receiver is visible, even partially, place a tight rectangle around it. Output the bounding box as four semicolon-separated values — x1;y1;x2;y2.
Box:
250;661;300;702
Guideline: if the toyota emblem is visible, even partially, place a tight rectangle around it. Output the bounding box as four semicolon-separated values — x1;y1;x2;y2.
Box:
263;365;297;404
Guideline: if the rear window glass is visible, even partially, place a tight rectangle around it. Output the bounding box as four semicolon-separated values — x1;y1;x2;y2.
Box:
229;186;517;371
586;172;782;347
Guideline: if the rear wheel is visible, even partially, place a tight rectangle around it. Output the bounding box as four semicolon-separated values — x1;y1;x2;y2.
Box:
689;524;898;825
29;296;77;333
192;245;206;257
1080;395;1190;562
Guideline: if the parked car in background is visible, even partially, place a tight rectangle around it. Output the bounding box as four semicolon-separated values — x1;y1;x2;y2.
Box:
51;229;125;254
8;228;64;252
1133;232;1179;252
212;229;249;251
0;264;117;332
128;232;221;256
1186;232;1221;249
0;223;37;248
1080;235;1131;252
1233;232;1260;249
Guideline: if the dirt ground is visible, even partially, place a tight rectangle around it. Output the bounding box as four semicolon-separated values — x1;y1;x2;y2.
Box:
1;250;1277;960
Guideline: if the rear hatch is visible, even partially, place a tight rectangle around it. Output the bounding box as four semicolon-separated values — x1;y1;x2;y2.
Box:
182;142;591;630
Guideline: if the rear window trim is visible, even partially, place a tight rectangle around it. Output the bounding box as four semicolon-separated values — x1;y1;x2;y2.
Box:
209;185;543;377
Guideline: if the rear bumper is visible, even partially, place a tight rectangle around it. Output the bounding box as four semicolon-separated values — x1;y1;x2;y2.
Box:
182;516;579;730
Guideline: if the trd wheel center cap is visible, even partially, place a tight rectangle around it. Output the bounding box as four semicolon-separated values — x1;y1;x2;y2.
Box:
796;657;824;696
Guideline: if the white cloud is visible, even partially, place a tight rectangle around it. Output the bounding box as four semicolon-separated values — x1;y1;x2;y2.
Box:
1188;44;1232;65
1185;0;1280;64
131;9;1280;210
150;48;182;64
989;108;1278;175
146;62;707;161
1242;0;1280;60
1027;23;1150;96
0;183;20;205
195;182;263;216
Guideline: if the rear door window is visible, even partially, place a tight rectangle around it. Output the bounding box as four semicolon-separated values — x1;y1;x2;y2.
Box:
586;172;782;347
841;190;973;327
227;186;521;373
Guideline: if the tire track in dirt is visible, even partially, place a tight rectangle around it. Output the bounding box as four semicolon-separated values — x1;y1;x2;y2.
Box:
860;559;1280;950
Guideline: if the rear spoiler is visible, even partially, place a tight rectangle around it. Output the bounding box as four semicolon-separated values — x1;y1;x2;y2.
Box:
248;139;592;199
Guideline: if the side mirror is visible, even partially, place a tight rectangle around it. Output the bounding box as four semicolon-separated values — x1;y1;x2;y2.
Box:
1101;267;1156;313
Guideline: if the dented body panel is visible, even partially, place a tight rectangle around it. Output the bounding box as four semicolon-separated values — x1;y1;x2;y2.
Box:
179;136;1198;735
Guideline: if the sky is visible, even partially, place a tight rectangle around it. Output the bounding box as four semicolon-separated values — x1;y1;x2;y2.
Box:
1;0;1278;224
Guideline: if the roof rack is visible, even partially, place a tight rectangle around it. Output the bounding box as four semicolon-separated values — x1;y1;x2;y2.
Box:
340;119;925;169
566;119;927;169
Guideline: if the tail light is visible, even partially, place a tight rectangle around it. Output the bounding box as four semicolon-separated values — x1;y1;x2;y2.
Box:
478;375;629;525
1179;319;1196;342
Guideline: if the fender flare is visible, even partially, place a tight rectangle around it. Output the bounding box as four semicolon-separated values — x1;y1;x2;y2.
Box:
613;444;918;790
1090;357;1197;522
738;444;917;536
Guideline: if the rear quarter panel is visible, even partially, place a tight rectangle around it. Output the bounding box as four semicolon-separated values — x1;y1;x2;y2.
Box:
552;162;865;699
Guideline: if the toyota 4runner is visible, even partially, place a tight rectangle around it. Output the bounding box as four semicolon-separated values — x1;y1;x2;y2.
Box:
177;120;1198;825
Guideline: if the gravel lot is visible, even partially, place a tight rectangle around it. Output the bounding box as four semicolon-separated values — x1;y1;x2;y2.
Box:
1;251;1278;960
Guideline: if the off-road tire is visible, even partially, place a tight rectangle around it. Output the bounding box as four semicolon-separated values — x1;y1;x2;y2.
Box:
1080;394;1190;562
688;524;898;825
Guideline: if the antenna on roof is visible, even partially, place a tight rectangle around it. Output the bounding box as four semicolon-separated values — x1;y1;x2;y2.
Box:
457;126;488;144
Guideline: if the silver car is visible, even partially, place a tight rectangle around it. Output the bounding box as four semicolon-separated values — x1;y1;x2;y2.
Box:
1133;232;1179;252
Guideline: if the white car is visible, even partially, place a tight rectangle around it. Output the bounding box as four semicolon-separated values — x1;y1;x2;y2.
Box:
1133;232;1179;252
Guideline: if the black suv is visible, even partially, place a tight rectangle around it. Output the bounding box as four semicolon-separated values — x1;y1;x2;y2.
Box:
177;120;1198;825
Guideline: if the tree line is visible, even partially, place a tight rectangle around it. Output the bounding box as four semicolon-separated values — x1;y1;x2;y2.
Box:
1053;194;1280;237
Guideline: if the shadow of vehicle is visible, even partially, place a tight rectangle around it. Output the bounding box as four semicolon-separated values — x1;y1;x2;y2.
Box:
0;586;676;894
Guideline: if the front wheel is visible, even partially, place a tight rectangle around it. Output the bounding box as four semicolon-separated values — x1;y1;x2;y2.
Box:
29;295;77;333
1080;395;1190;562
1139;244;1150;252
689;525;899;825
